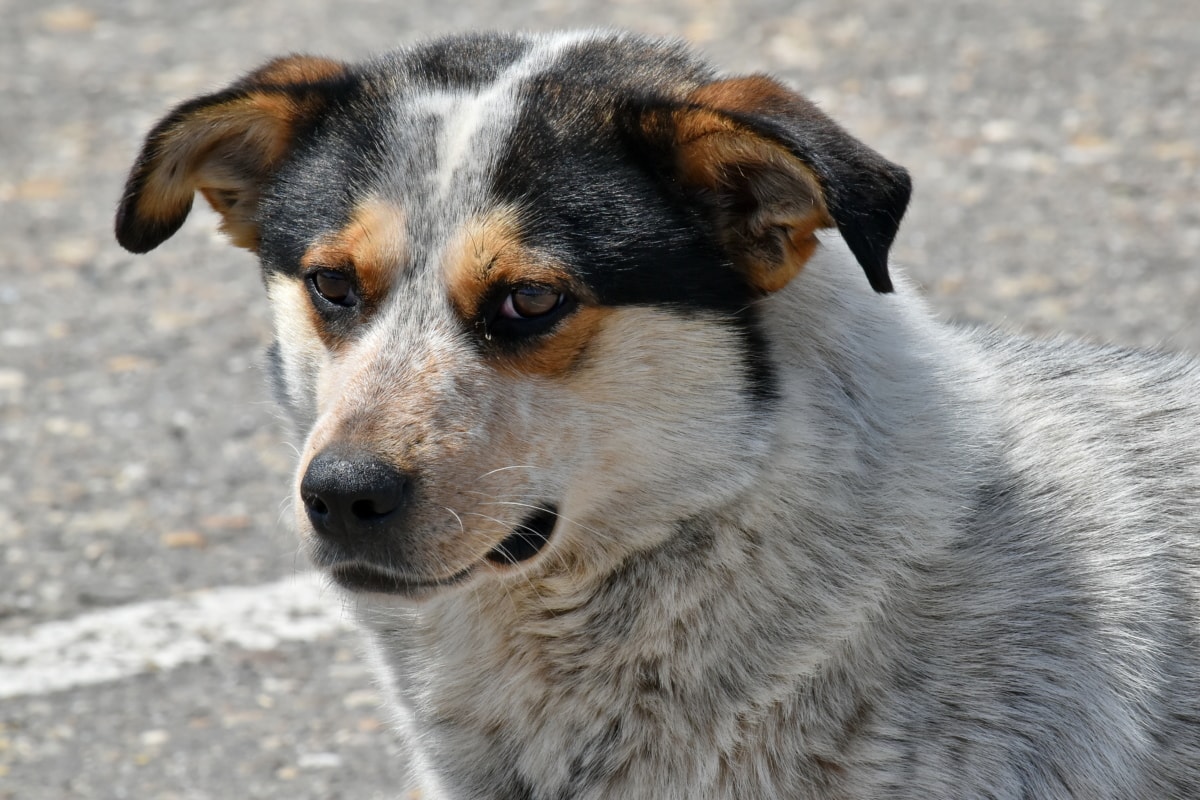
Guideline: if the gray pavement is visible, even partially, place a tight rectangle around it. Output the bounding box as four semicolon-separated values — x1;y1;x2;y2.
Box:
1;0;1197;797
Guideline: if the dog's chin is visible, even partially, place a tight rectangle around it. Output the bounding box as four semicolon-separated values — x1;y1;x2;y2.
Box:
323;505;560;599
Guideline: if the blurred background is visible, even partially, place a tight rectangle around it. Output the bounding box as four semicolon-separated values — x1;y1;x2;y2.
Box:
1;1;1197;797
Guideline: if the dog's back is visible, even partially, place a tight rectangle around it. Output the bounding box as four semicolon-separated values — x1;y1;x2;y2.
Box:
115;30;1200;799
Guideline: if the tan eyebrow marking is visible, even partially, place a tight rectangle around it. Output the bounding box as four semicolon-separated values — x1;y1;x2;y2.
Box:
443;205;537;319
300;197;408;306
442;205;610;377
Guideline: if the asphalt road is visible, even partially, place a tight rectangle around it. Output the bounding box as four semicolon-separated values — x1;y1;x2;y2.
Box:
1;1;1197;798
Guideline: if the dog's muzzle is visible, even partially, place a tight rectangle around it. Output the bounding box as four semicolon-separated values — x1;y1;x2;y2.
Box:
299;448;559;595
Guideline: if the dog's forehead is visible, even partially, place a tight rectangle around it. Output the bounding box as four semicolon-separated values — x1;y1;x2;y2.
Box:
260;33;729;300
376;33;593;240
369;32;710;252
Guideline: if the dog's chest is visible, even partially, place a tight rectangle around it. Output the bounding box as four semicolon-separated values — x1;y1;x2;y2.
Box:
367;581;869;800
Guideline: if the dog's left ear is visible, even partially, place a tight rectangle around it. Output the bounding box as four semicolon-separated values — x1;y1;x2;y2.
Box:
115;55;350;254
633;76;911;293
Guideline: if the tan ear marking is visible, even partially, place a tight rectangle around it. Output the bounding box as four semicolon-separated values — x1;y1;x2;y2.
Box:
686;75;800;118
663;86;835;294
635;73;909;293
249;54;348;86
115;56;349;254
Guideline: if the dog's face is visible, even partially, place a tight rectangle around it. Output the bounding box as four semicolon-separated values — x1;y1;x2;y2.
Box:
116;32;909;601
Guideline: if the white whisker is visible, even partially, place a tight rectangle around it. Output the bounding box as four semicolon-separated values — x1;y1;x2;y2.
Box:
475;464;543;481
440;505;467;537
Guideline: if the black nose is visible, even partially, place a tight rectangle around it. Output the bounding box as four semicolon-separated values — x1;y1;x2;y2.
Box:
300;449;411;543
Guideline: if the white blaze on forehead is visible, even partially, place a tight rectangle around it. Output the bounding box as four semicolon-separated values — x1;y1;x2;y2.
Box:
432;82;508;198
422;32;594;199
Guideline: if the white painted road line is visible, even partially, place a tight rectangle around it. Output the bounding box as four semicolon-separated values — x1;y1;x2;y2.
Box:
0;572;351;700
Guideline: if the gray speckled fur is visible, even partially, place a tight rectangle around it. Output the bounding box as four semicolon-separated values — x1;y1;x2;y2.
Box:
357;244;1200;798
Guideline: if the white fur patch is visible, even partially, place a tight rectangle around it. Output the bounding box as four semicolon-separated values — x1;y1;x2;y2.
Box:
265;274;330;426
417;32;596;200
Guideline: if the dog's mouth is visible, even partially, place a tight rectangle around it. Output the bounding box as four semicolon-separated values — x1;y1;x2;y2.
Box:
485;506;558;566
330;561;474;596
327;505;559;597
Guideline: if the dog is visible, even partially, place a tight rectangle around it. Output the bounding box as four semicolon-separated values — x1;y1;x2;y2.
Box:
115;30;1200;799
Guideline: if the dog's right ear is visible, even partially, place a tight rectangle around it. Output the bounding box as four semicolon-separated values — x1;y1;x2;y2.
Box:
628;76;911;294
115;55;350;254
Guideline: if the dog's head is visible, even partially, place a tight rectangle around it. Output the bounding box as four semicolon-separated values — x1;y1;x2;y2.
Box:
116;32;909;601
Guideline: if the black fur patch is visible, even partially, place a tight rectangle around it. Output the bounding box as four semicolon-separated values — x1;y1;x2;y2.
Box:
490;81;756;316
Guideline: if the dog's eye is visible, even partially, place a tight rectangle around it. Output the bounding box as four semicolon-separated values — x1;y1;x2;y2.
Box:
483;285;576;340
501;287;565;319
310;269;358;307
